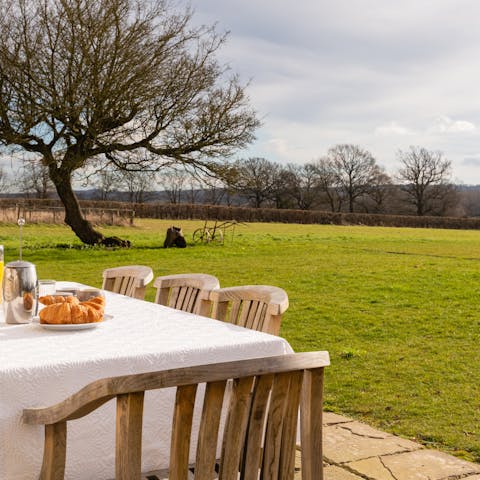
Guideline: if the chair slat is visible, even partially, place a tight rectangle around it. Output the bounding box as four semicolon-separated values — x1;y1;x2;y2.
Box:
184;287;198;313
229;300;242;326
170;384;198;480
125;276;136;295
117;276;134;296
261;373;291;480
176;287;188;311
116;392;144;480
245;301;262;330
243;374;274;480
194;380;227;480
219;377;255;479
40;422;67;480
254;304;268;332
238;299;252;328
112;277;123;294
170;286;181;308
179;287;190;310
279;372;303;480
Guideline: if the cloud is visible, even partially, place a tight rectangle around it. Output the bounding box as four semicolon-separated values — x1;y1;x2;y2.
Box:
428;116;476;134
462;156;480;167
266;138;290;157
192;1;480;183
374;122;413;136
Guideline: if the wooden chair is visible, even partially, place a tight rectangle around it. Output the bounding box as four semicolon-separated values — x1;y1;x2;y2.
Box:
209;285;289;335
102;265;154;300
153;273;220;316
23;351;329;480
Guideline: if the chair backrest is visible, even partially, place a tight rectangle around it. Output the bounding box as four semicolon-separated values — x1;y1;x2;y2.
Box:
102;265;154;300
153;273;220;316
23;351;330;480
209;285;289;335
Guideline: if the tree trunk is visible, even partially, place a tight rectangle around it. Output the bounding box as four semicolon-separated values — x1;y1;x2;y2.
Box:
52;172;130;247
54;176;104;244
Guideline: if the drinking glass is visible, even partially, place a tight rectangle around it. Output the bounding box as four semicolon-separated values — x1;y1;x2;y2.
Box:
77;288;105;302
38;279;56;297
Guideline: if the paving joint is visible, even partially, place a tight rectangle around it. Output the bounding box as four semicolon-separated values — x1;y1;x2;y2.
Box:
378;456;400;480
337;423;398;440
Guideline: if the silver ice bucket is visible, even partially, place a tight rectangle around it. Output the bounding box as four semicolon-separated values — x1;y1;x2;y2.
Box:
2;260;37;324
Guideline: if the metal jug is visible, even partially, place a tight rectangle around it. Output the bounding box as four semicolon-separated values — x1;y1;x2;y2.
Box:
2;260;37;324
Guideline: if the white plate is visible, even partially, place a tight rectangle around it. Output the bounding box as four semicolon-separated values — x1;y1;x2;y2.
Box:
34;314;112;331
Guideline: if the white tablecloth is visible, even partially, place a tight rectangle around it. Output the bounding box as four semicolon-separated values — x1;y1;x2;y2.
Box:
0;282;293;479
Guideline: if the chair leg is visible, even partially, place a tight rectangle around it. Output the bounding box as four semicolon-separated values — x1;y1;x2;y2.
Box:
116;392;145;480
40;422;67;480
300;368;324;480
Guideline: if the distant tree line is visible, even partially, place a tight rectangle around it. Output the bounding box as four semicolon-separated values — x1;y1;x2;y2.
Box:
220;145;459;217
1;144;479;217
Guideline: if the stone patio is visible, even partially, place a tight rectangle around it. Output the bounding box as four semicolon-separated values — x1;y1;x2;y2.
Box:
142;411;480;479
294;412;480;480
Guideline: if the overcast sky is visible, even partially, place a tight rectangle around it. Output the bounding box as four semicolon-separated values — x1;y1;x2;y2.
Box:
192;0;480;184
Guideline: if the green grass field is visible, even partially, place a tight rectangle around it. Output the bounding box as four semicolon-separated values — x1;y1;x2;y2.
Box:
1;219;480;461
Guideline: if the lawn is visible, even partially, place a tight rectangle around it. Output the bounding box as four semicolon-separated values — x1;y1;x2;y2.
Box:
1;218;480;461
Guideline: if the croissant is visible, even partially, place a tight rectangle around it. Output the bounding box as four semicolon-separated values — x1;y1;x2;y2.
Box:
39;295;79;306
39;296;105;324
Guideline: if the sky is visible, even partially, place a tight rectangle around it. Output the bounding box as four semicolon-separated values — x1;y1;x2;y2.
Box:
191;0;480;184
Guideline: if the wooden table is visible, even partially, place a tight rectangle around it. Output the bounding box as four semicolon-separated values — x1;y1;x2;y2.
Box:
0;282;293;479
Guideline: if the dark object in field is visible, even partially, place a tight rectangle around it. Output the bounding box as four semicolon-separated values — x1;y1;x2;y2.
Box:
102;236;131;248
164;226;187;248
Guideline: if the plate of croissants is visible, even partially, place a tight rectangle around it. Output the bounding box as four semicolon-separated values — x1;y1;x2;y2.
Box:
36;294;108;331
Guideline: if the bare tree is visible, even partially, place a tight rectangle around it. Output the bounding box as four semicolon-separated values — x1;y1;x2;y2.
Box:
201;176;228;205
227;157;281;208
0;165;11;194
311;157;343;212
270;168;296;209
458;187;480;217
120;170;156;204
185;178;203;205
18;158;54;199
0;0;259;245
160;168;189;204
357;169;392;213
284;163;319;210
397;146;453;216
91;168;123;201
328;144;386;213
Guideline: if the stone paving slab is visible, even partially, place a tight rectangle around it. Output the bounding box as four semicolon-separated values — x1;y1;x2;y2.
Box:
324;421;421;464
373;449;480;480
324;465;365;479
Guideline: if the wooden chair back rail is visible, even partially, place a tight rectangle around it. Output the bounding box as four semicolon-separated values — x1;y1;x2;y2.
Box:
154;274;220;316
23;352;329;480
210;286;289;336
